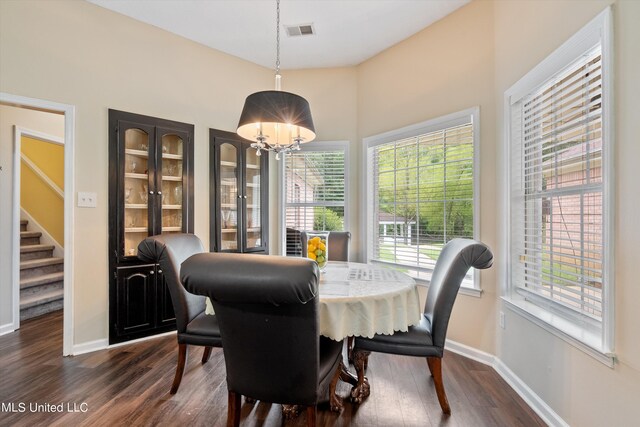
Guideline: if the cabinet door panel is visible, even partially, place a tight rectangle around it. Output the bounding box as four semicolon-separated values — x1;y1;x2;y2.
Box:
210;128;268;254
117;121;155;259
243;147;266;252
157;128;189;235
116;265;155;336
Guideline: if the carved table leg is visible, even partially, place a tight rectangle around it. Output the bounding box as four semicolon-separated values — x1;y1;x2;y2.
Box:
329;360;344;412
350;349;371;403
282;405;301;419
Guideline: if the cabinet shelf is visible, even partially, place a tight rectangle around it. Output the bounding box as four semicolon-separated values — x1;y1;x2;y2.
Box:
246;163;260;170
162;226;182;232
125;148;149;158
125;204;148;209
125;227;148;233
221;229;238;233
162;175;182;181
162;153;183;160
125;172;148;180
162;204;182;209
220;160;237;167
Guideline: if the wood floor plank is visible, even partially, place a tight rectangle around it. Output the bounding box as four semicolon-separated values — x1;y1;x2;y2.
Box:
0;312;546;426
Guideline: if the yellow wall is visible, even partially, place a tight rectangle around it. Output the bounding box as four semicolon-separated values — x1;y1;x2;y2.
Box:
21;136;64;188
20;136;64;245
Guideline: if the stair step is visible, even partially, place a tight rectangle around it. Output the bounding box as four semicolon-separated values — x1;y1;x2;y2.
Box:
21;275;63;300
20;231;42;246
21;271;64;290
20;257;64;279
20;220;28;232
20;288;64;321
20;244;55;261
21;288;64;309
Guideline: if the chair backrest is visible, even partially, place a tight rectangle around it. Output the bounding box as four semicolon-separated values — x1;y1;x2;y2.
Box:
181;252;321;406
137;234;206;333
301;231;351;261
424;239;493;349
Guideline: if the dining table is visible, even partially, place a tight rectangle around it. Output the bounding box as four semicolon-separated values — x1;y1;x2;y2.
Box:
205;260;422;411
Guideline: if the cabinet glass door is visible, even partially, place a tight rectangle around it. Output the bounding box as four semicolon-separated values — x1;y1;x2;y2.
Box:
123;128;151;257
159;131;184;235
219;143;239;251
244;148;263;250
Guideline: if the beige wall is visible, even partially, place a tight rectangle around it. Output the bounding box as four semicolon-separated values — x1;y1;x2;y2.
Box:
0;105;64;328
357;0;498;353
0;0;274;343
0;0;358;343
494;0;640;425
276;68;359;256
2;0;639;423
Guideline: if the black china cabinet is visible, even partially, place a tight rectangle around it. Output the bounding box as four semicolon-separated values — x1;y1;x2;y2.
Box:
209;129;269;254
108;109;194;344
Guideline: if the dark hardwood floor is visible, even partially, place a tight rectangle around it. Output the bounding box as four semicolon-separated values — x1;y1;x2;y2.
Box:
0;311;545;426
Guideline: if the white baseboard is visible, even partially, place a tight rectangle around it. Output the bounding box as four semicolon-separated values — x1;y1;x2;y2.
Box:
445;339;496;365
71;330;177;356
493;358;569;427
72;338;109;356
0;322;16;336
446;338;567;427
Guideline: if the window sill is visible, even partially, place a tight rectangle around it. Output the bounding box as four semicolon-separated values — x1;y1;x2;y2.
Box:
501;296;615;368
416;278;483;298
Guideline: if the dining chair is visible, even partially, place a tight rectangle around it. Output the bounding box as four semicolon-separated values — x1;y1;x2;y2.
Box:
351;238;493;414
301;231;351;262
180;252;345;427
137;233;222;394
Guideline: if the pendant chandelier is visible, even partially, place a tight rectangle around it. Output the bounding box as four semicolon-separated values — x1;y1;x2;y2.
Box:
236;0;316;160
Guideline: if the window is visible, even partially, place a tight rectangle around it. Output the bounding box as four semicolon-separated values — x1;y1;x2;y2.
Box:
281;141;347;256
365;108;479;290
505;8;613;361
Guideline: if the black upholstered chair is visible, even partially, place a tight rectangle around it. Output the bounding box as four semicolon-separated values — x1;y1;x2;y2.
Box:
181;252;344;427
301;231;351;262
137;234;222;394
352;238;493;414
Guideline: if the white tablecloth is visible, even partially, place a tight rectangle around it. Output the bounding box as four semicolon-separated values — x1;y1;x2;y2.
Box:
205;261;422;341
318;262;421;341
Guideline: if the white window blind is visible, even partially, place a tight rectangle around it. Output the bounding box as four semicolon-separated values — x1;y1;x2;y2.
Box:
510;45;605;325
368;116;476;287
284;149;345;256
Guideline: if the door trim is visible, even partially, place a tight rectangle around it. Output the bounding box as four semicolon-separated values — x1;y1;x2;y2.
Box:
2;92;75;357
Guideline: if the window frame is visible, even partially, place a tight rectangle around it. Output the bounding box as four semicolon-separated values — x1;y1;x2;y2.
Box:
278;140;350;255
362;107;481;295
502;7;614;365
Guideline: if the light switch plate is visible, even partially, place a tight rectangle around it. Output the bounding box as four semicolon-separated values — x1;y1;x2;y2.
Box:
77;192;97;208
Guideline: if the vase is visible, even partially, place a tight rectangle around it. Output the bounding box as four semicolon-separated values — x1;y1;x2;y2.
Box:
306;231;329;272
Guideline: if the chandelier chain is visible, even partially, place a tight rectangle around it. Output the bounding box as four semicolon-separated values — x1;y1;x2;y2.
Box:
275;0;281;76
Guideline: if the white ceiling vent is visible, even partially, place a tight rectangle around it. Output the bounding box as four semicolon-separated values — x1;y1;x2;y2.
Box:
285;23;315;37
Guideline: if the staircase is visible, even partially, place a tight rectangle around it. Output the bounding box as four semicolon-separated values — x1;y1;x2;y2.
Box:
20;219;64;320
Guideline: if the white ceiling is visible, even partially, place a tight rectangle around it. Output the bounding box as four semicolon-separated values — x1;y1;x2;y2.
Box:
87;0;469;70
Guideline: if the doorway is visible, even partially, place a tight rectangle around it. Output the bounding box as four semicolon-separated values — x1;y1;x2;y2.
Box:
0;92;75;356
